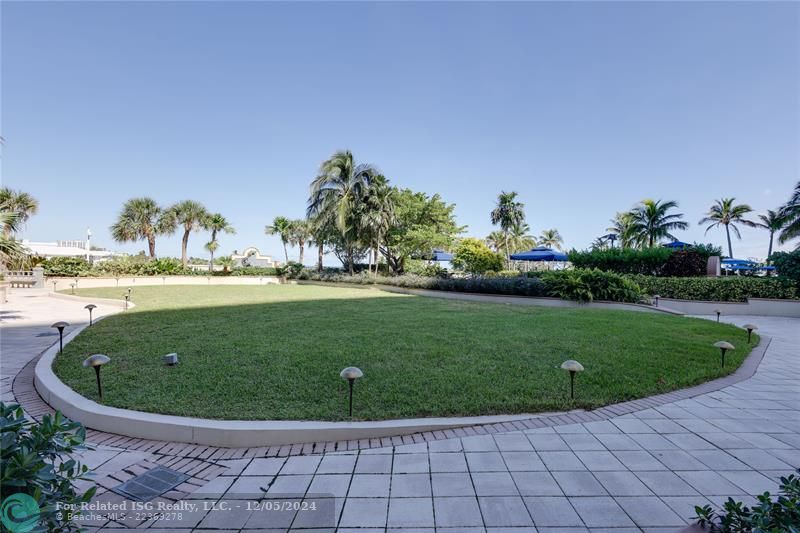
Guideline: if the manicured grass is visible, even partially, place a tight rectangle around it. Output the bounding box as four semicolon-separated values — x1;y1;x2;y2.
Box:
54;285;755;421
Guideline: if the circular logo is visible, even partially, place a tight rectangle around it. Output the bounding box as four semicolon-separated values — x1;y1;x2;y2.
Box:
0;493;40;533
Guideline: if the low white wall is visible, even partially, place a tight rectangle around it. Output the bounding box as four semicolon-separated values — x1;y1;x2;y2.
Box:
48;275;281;291
660;298;800;318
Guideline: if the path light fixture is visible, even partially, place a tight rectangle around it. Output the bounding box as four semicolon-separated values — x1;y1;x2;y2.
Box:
339;367;363;417
652;295;660;307
714;309;721;322
163;353;179;366
126;287;132;298
52;280;57;292
70;283;76;295
51;321;69;353
84;304;97;326
124;294;130;310
742;324;758;344
560;360;584;400
713;341;735;368
83;354;110;400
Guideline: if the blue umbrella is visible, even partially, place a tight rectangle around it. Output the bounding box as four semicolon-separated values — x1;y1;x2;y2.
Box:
662;240;692;249
510;246;569;262
431;249;453;262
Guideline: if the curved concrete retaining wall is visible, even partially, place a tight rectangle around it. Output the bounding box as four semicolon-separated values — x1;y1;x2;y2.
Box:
660;297;800;318
48;275;281;291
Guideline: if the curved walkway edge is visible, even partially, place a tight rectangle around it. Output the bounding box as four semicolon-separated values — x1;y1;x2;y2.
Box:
27;292;770;450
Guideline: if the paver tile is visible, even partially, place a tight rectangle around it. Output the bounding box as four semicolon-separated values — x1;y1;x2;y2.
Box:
479;496;534;526
524;496;583;527
569;497;634;528
434;497;484;527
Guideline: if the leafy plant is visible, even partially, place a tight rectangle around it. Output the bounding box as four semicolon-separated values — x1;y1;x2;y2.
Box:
0;403;95;532
568;247;674;276
452;238;504;275
693;470;800;532
540;269;642;303
661;250;707;277
40;257;92;277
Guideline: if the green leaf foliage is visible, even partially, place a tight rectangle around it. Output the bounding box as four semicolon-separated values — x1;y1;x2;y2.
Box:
568;247;675;275
771;250;800;285
628;275;797;301
0;403;95;532
452;238;504;275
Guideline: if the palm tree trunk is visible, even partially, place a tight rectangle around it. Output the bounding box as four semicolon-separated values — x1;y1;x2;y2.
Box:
725;224;733;258
208;250;214;272
299;241;305;265
504;233;510;267
282;242;289;264
317;243;323;272
347;245;354;275
181;229;190;267
367;247;373;274
373;248;379;276
147;234;157;258
767;232;774;263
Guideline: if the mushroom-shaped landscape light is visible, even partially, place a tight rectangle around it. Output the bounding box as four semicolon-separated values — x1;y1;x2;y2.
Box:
742;324;758;344
714;309;721;322
84;304;97;326
340;366;363;417
713;341;735;368
51;321;69;353
70;282;76;295
652;295;660;307
83;354;110;400
123;293;130;310
52;280;57;292
560;359;585;400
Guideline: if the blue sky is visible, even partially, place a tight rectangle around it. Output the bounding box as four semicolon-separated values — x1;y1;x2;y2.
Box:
3;1;798;263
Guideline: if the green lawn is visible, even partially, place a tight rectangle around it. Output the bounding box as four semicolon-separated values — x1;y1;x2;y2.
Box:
54;284;755;421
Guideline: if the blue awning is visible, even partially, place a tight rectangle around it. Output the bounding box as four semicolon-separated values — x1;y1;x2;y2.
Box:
662;241;692;249
510;246;569;262
431;249;453;262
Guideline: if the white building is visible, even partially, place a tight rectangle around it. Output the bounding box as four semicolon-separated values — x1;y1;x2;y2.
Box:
21;239;119;261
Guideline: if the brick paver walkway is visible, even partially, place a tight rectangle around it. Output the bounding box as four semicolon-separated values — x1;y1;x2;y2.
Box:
2;289;798;531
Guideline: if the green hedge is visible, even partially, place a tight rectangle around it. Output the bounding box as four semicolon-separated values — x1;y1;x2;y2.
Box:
299;268;643;303
627;275;797;302
771;250;800;285
568;247;710;277
41;256;279;278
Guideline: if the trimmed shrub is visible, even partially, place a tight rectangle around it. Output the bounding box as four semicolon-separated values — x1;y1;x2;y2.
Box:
452;238;504;275
540;269;643;303
771;250;800;285
628;275;797;301
40;257;92;277
661;250;707;277
568;248;674;276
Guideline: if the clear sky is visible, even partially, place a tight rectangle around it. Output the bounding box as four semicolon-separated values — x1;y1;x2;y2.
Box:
2;1;798;263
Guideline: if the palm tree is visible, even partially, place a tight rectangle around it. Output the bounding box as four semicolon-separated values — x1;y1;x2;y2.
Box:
359;175;396;275
699;198;755;258
216;255;234;273
606;212;637;249
485;231;507;254
289;219;314;265
204;213;235;270
307;150;379;274
308;212;335;272
490;191;526;264
507;222;536;253
0;210;26;265
0;187;38;237
538;229;564;250
168;200;209;267
265;216;293;264
754;210;785;262
778;181;800;249
590;236;609;251
110;197;174;258
628;199;689;248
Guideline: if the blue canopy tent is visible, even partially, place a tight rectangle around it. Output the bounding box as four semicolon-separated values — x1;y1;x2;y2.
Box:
510;246;569;262
663;240;692;249
430;249;453;262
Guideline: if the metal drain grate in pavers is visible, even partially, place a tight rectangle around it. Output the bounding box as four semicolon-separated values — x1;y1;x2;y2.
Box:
111;466;189;502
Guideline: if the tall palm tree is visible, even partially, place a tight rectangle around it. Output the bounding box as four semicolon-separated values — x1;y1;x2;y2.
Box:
629;199;688;248
359;175;396;275
204;213;235;270
606;212;637;249
778;181;800;249
538;229;564;250
0;187;38;237
699;198;755;258
308;212;335;272
307;150;379;274
265;216;293;264
485;231;507;254
110;197;174;258
590;236;609;251
490;191;526;264
754;210;785;262
169;200;209;267
289;219;314;265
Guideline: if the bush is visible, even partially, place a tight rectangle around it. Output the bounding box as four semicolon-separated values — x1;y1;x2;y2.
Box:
40;257;92;277
771;250;800;285
404;259;448;278
540;269;643;303
661;250;707;277
1;403;95;532
227;266;279;277
568;248;674;276
693;469;800;531
452;238;504;275
628;275;797;301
